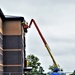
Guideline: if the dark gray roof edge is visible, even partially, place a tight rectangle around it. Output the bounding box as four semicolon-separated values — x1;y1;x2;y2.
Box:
5;15;24;22
0;9;24;22
0;9;5;20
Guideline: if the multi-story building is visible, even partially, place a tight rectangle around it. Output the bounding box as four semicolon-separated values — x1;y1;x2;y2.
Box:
0;9;27;75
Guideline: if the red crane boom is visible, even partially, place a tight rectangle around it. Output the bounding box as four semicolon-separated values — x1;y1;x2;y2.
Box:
28;19;58;68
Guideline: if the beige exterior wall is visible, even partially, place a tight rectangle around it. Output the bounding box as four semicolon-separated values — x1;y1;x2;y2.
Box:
3;20;24;73
3;21;21;35
22;26;24;42
0;18;3;34
0;17;3;72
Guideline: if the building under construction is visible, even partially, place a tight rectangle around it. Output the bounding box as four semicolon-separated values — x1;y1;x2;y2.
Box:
0;9;28;75
0;8;67;75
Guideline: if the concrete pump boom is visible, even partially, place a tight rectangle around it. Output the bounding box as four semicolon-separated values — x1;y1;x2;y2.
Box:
28;19;58;68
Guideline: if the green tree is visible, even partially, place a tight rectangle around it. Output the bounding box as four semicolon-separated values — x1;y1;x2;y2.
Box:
27;54;45;75
70;70;75;75
49;64;56;71
48;64;63;71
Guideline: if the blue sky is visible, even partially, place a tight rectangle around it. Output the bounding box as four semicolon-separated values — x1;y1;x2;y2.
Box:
1;0;75;73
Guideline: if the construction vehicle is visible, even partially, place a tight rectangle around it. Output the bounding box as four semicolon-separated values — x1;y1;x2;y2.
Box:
22;19;66;75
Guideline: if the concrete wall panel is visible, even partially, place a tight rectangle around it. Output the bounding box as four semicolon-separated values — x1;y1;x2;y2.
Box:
3;21;21;35
3;66;22;72
3;35;22;49
3;51;22;64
